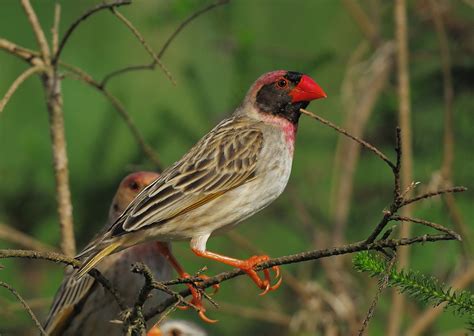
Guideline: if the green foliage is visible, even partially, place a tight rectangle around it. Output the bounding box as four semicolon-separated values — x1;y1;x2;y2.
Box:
353;251;474;329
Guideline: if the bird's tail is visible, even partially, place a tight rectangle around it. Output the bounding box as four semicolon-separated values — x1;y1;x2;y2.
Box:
75;242;120;278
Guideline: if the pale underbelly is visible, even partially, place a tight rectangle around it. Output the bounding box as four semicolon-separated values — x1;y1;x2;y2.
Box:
138;164;291;243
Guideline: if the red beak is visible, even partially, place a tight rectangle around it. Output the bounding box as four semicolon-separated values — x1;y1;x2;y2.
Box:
289;75;327;103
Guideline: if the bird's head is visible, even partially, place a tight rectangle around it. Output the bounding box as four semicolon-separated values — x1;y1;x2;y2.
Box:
109;171;160;222
243;70;326;124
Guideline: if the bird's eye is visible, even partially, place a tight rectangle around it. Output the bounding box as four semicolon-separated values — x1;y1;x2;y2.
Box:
129;181;140;190
275;78;288;89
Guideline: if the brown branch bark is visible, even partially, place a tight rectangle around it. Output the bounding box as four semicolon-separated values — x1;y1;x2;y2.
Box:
0;249;126;311
300;108;396;170
42;72;76;257
0;65;45;114
20;0;50;64
145;233;458;321
52;0;131;65
388;0;414;334
0;281;47;335
100;0;230;87
0;223;57;252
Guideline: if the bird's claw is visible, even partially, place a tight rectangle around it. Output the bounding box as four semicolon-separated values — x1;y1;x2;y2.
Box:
239;255;282;295
175;272;218;323
198;274;220;295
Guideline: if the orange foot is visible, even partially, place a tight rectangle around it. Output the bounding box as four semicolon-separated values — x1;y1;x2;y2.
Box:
191;249;282;296
156;242;218;323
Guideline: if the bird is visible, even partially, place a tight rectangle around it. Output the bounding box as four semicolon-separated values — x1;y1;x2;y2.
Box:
75;70;327;319
44;172;174;335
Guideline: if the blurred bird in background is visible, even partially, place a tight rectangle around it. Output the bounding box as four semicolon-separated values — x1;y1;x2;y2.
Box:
75;70;327;320
44;172;174;335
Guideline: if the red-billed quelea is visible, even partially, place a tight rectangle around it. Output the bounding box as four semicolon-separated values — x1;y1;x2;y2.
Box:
76;70;327;319
44;172;173;335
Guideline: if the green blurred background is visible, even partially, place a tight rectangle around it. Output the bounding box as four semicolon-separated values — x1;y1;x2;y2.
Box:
0;0;473;335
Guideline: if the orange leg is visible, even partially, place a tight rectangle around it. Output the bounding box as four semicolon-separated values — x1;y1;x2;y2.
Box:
155;242;218;323
191;248;282;295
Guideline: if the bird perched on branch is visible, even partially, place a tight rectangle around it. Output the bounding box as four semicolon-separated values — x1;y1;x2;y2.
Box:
76;70;327;321
44;172;173;335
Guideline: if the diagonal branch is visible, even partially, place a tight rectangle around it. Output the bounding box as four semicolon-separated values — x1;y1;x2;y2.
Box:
100;0;230;87
109;7;175;85
52;0;131;65
300;108;396;170
0;65;45;114
0;281;47;335
20;0;50;63
62;65;163;169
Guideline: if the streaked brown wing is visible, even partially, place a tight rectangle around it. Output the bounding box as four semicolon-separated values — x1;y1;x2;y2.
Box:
44;269;96;334
113;116;263;234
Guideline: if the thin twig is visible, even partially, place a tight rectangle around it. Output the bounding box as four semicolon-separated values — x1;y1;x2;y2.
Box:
0;223;57;252
0;38;42;65
300;108;396;170
401;186;467;207
20;0;50;64
62;68;163;169
0;281;47;335
0;65;45;114
358;253;397;335
100;0;230;87
390;215;461;240
53;0;131;65
109;7;175;85
0;249;126;310
52;3;61;55
388;0;414;333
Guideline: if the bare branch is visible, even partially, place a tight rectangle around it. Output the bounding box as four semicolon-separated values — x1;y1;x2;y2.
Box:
109;7;175;85
158;0;229;58
43;73;76;256
0;249;126;311
0;38;42;65
0;281;47;335
401;186;467;207
100;0;230;87
388;0;414;333
145;233;458;320
0;223;57;252
0;65;45;114
20;0;50;63
51;3;61;55
358;253;397;335
390;215;461;240
62;66;163;169
53;0;131;65
300;108;396;170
